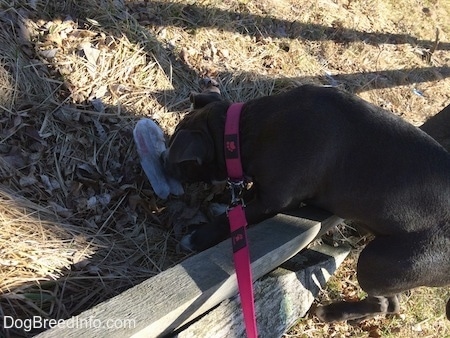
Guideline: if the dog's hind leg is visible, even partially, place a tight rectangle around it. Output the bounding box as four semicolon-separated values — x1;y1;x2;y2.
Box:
316;231;450;322
315;295;400;322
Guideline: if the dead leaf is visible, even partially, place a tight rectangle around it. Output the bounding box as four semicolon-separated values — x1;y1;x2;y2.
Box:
218;48;229;59
180;47;192;67
93;86;108;99
46;32;63;46
86;196;97;209
39;48;59;59
54;106;81;122
19;175;38;187
24;126;47;145
49;201;73;218
92;118;107;141
81;42;101;65
2;147;28;169
97;193;111;207
40;174;61;194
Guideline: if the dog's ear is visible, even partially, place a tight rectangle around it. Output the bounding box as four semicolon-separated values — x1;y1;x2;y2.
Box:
167;130;212;164
190;92;223;110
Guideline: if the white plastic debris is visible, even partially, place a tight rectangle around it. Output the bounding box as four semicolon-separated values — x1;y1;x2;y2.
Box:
133;119;184;199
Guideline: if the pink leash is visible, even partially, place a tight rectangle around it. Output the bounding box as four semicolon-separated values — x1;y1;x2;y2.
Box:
224;103;258;338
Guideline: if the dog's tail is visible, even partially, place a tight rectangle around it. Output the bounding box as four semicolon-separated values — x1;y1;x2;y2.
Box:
447;298;450;320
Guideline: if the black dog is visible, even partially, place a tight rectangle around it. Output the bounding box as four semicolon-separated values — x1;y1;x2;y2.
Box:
163;83;450;322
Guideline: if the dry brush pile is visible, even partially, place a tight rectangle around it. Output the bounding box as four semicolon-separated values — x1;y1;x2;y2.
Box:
0;0;449;337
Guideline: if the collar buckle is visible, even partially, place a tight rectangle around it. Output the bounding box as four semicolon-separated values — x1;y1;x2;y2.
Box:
227;179;246;208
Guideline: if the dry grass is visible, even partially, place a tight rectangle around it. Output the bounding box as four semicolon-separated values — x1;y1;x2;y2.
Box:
0;0;449;337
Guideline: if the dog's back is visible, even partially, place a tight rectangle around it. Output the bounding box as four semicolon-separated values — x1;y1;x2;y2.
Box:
241;85;450;233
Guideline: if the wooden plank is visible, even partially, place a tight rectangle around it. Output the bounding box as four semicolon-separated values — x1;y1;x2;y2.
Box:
177;244;350;337
36;207;342;338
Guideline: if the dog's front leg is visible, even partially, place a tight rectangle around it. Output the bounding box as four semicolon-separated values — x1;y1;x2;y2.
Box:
180;198;275;252
180;212;230;252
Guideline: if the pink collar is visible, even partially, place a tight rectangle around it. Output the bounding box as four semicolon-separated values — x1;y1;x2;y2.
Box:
224;102;258;338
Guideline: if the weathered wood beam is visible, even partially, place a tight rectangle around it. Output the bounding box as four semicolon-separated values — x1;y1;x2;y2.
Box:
177;244;350;337
36;207;342;338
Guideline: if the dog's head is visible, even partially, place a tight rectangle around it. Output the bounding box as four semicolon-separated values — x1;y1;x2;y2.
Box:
162;79;227;183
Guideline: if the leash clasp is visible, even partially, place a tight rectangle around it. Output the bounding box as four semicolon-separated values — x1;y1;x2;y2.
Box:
227;179;246;208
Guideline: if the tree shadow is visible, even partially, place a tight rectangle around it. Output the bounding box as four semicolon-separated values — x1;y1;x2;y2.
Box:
10;0;448;105
131;1;450;50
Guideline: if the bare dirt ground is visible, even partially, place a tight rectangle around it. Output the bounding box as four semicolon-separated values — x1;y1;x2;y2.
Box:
0;0;449;337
